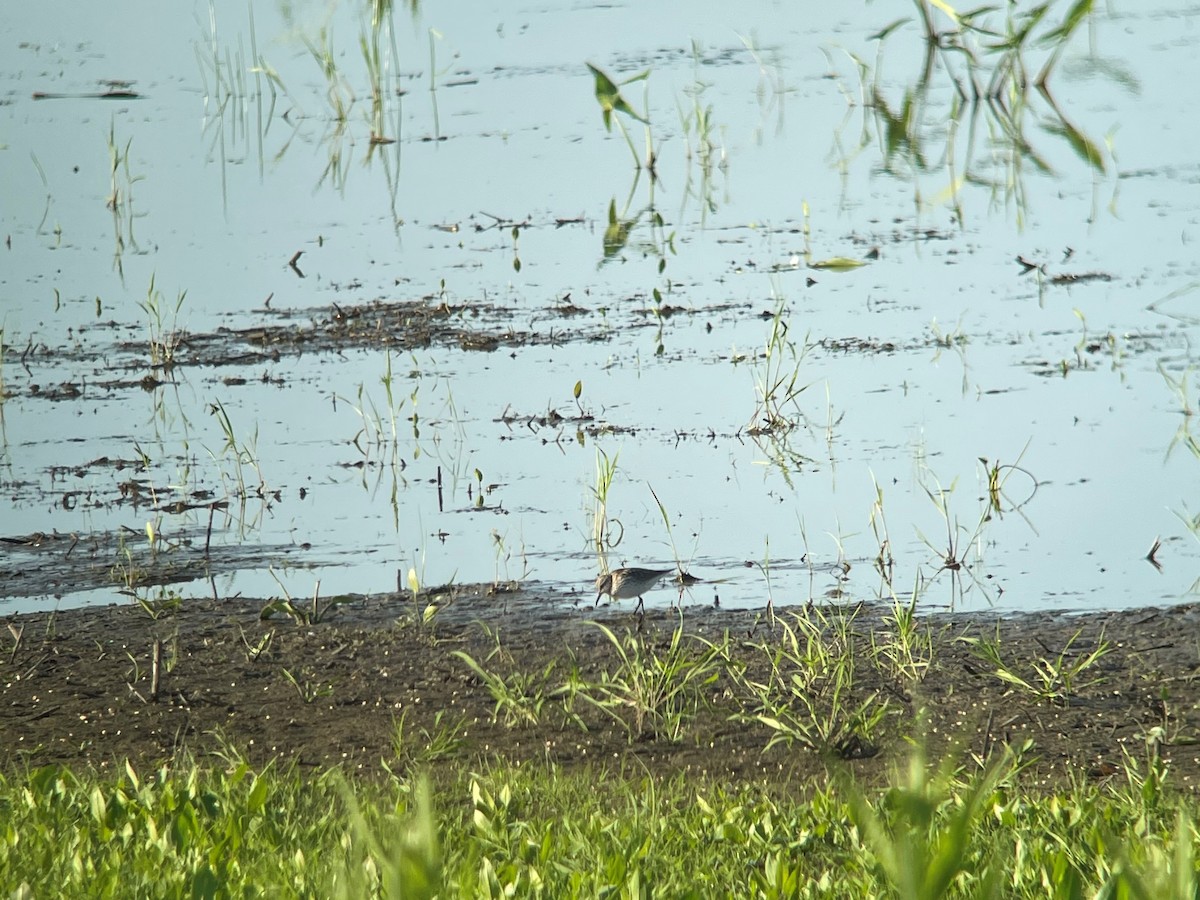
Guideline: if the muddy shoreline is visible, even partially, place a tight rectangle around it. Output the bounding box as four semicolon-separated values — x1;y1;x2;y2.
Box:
3;587;1197;790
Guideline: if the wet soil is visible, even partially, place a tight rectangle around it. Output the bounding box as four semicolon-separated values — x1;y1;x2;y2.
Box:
3;587;1199;789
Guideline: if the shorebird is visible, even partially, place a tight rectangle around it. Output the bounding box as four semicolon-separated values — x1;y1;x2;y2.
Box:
594;567;675;614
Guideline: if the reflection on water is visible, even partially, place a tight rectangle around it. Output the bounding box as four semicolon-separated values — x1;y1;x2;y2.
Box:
827;0;1119;229
1;1;1198;617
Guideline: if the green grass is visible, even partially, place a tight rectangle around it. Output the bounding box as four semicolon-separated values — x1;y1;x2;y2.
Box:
745;289;813;439
591;446;620;554
576;617;725;742
0;593;1191;896
3;743;1199;898
136;274;185;371
734;606;895;757
961;624;1111;706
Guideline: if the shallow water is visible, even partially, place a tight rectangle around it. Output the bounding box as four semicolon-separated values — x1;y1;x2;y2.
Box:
3;1;1199;615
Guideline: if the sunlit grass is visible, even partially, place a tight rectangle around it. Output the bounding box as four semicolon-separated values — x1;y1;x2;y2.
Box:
733;605;895;758
4;742;1199;898
576;617;725;742
960;623;1111;706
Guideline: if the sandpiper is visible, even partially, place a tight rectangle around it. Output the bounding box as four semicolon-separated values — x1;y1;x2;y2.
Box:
594;567;675;614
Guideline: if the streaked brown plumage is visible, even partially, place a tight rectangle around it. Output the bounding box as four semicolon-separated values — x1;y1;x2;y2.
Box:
594;567;674;614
